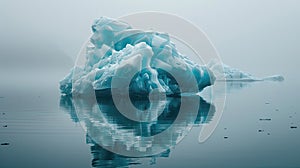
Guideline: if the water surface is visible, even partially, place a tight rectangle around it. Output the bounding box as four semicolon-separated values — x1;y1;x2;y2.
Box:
0;71;299;168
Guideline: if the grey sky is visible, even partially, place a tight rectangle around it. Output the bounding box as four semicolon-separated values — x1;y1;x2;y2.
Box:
1;0;299;80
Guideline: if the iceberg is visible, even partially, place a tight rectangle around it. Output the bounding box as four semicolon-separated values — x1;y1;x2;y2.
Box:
60;17;215;96
60;17;284;97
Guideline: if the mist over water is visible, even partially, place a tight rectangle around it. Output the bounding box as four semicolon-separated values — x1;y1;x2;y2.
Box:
1;1;299;167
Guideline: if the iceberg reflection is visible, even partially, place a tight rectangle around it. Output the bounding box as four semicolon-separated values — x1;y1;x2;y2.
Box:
60;95;215;167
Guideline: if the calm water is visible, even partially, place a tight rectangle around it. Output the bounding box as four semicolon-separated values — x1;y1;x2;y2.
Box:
0;70;299;168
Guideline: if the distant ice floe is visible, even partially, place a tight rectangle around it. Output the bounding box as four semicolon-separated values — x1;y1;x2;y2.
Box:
207;59;284;82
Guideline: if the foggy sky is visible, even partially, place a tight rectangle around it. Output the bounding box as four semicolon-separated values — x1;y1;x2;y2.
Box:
1;0;299;81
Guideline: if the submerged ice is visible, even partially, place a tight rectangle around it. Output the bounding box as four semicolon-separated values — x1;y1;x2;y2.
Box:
60;17;283;96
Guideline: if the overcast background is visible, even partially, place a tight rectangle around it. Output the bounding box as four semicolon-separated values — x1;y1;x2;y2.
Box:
1;0;299;78
0;1;300;168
